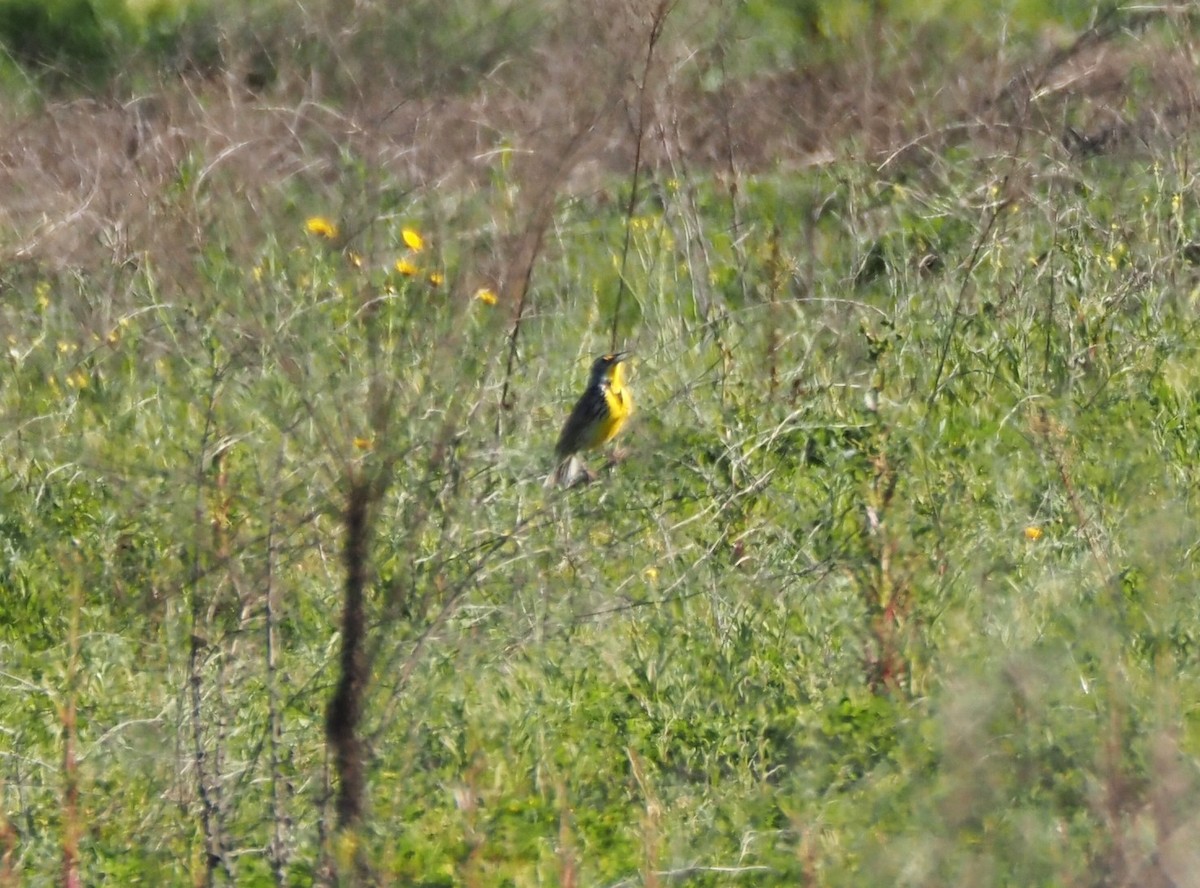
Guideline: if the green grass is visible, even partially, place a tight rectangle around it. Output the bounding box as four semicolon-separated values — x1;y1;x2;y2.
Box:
3;2;1200;886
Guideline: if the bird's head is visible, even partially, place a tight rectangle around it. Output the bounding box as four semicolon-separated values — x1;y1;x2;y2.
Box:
589;351;630;390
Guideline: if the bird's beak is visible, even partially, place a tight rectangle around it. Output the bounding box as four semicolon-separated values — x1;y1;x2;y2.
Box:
612;351;631;363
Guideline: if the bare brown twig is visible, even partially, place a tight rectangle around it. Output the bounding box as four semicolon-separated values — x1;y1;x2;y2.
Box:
611;0;676;352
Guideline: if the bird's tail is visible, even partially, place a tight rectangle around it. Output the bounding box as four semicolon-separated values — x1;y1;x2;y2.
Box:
544;454;584;489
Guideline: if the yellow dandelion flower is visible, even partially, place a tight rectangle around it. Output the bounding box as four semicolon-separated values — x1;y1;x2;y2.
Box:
306;216;339;239
402;227;424;252
474;288;498;305
353;436;374;452
1024;526;1043;541
395;258;419;276
427;271;444;287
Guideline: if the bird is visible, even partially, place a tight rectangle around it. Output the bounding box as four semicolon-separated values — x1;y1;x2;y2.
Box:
546;351;634;488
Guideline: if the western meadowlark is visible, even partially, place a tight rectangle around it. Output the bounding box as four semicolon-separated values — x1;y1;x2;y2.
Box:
546;351;633;487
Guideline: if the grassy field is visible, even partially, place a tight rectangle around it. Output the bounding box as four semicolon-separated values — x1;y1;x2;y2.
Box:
3;0;1200;885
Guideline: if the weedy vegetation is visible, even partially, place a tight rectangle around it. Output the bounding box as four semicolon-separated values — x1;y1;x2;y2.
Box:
2;0;1200;885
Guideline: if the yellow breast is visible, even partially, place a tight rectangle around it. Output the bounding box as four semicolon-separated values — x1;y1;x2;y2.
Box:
593;385;632;446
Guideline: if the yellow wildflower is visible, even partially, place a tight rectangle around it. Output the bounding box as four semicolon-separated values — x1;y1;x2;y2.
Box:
395;258;419;276
402;228;424;252
346;250;363;269
1024;526;1043;541
353;436;374;452
305;216;339;239
474;288;498;305
427;271;444;287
